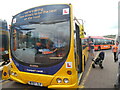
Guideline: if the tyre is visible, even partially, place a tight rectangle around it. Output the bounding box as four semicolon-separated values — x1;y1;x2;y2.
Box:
92;63;95;68
99;64;104;69
100;66;104;69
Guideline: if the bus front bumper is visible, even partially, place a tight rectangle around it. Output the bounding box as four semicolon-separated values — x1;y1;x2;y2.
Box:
48;84;84;89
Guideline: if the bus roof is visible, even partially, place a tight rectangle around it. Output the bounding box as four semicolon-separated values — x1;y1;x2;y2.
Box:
90;36;104;39
105;37;115;40
83;36;115;40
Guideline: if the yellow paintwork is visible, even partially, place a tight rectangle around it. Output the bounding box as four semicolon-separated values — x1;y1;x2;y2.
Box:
2;4;89;89
2;62;11;80
82;47;89;72
80;25;85;38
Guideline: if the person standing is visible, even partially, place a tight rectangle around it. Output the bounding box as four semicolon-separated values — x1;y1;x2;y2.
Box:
112;41;119;62
89;41;95;60
114;41;120;88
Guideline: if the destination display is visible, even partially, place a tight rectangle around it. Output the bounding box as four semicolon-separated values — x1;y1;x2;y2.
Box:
13;4;70;25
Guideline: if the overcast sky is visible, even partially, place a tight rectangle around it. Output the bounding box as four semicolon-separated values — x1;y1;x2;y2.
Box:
0;0;119;36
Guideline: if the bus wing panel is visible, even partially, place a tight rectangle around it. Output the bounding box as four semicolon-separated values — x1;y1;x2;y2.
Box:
2;64;11;80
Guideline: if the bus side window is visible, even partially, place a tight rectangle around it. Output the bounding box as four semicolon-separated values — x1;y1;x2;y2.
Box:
94;38;97;45
101;39;105;45
111;40;113;44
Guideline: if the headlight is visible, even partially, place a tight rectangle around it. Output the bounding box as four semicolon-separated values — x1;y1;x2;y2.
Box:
56;78;62;83
63;78;69;83
11;71;17;76
11;72;15;76
14;72;17;76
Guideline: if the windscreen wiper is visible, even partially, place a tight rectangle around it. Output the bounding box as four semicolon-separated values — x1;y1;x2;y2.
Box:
29;19;69;24
14;26;35;30
20;28;35;30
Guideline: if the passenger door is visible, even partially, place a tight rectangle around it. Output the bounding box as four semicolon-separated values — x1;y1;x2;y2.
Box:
74;23;83;73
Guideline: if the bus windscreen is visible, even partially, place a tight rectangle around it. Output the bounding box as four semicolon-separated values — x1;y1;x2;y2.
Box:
11;4;70;67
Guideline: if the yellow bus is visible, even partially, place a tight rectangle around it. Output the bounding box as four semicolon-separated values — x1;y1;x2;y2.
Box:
2;4;88;88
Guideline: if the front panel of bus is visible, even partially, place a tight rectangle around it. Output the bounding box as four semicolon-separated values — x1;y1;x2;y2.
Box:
8;4;78;88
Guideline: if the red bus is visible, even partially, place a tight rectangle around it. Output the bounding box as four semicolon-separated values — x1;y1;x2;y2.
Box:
82;36;115;50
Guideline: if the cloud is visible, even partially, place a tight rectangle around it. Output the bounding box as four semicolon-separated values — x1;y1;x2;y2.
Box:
0;0;119;36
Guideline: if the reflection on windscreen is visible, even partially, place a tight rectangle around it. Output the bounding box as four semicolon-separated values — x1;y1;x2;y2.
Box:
0;34;8;51
12;21;70;65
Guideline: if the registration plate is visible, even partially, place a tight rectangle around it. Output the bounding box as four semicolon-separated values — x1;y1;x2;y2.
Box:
28;81;43;86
